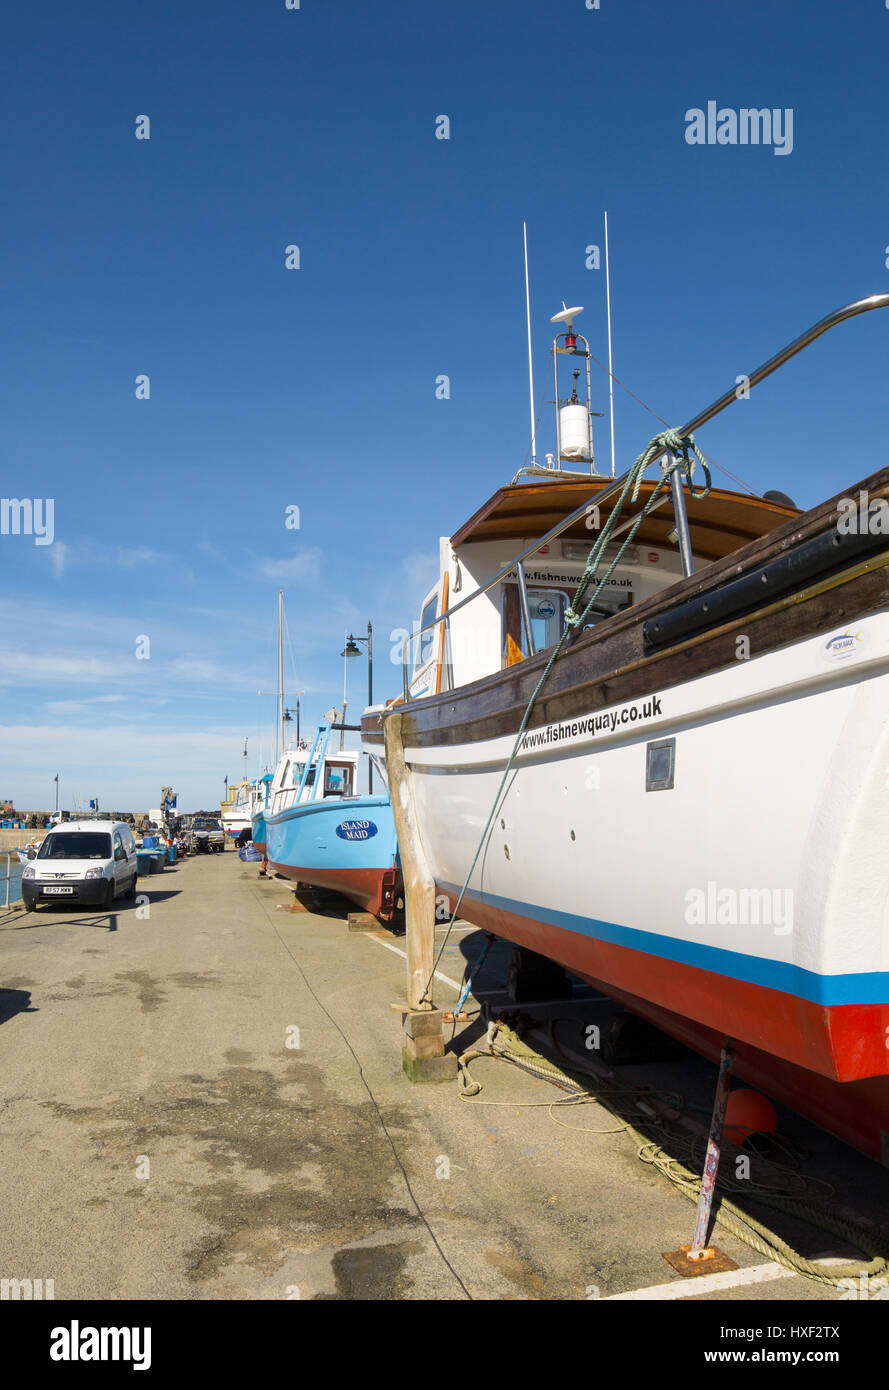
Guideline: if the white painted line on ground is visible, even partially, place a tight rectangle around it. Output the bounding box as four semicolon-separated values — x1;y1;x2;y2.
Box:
606;1261;797;1300
365;933;463;992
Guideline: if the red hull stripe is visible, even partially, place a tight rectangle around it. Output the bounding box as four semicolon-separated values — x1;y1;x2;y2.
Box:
268;861;388;917
444;886;889;1083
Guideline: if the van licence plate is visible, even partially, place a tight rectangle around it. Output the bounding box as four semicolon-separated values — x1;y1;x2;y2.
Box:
43;886;73;895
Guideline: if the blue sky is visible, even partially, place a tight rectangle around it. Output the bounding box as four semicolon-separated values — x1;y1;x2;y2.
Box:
2;0;887;811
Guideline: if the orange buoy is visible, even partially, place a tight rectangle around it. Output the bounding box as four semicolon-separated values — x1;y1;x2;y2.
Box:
724;1089;777;1145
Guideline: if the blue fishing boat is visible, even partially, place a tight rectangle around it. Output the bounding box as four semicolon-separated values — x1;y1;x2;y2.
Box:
264;723;401;922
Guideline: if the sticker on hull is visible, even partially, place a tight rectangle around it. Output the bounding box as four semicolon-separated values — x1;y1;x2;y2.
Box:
336;820;378;841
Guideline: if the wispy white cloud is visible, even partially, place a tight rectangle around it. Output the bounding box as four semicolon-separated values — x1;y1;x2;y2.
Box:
257;547;323;582
111;544;168;568
36;539;172;575
43;694;127;715
49;541;68;578
0;649;131;684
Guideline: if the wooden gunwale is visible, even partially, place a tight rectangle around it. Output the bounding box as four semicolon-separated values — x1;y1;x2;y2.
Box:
362;465;889;750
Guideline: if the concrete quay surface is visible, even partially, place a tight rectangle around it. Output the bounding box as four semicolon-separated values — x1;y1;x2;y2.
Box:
1;849;887;1301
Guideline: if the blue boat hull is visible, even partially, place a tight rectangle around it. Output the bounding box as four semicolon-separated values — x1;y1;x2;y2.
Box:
264;795;400;920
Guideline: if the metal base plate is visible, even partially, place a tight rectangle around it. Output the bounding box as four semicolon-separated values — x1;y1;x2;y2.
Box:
662;1244;739;1277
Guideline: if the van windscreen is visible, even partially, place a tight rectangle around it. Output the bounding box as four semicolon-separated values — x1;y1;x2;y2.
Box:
38;833;112;860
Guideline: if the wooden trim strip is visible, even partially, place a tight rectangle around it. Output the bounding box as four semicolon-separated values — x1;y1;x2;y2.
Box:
434;570;449;695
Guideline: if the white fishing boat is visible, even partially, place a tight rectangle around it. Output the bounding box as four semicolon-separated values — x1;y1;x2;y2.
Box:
221;780;254;844
363;291;889;1164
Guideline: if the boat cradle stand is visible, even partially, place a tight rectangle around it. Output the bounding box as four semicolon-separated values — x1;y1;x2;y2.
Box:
385;712;457;1083
662;1037;739;1276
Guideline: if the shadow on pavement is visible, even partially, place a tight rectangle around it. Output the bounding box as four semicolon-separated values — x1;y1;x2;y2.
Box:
0;988;36;1025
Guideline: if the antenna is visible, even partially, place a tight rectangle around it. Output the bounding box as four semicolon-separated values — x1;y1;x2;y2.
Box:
549;302;599;471
604;210;616;478
550;302;584;337
523;222;537;466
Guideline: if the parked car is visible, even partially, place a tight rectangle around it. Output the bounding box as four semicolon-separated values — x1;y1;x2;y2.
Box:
21;820;138;910
189;816;225;853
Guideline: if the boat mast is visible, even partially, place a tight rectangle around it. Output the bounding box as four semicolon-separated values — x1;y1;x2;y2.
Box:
277;590;284;759
523;221;537;467
341;628;348;750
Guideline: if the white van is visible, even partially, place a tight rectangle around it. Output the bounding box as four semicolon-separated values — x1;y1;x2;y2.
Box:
22;820;138;911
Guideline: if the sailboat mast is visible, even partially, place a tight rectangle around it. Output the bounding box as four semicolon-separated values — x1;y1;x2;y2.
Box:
278;590;285;757
523;221;537;467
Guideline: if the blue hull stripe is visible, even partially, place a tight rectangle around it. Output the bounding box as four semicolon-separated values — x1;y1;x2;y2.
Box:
439;880;889;1008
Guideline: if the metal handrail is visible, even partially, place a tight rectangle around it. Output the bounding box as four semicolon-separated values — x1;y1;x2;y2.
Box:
398;292;889;700
400;467;633;697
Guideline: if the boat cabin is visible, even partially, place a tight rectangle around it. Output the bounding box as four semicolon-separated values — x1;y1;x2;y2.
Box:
406;472;800;699
267;729;361;816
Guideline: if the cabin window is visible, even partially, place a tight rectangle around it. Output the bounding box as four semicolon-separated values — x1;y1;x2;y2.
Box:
577;587;634;630
501;586;570;662
324;764;353;797
415;595;439;673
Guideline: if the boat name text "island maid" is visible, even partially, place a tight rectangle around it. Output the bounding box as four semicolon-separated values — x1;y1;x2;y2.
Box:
336;820;378;841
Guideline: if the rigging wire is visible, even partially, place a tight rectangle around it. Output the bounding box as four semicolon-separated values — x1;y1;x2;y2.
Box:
517;346;763;498
583;347;762;498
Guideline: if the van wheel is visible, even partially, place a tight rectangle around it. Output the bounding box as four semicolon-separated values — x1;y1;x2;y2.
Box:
126;872;137;899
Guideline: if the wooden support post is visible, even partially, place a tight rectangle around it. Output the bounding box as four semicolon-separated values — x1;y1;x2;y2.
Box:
384;712;456;1082
384;712;436;1011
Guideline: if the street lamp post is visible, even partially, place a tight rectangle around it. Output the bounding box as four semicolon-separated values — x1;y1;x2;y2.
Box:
282;690;305;749
340;621;374;792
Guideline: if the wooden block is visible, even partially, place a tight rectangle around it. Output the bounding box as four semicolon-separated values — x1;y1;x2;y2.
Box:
402;1008;445;1040
348;912;380;932
403;1033;445;1061
402;1051;458;1084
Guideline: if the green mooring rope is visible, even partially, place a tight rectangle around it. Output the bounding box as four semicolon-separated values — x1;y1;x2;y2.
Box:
423;429;711;1001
